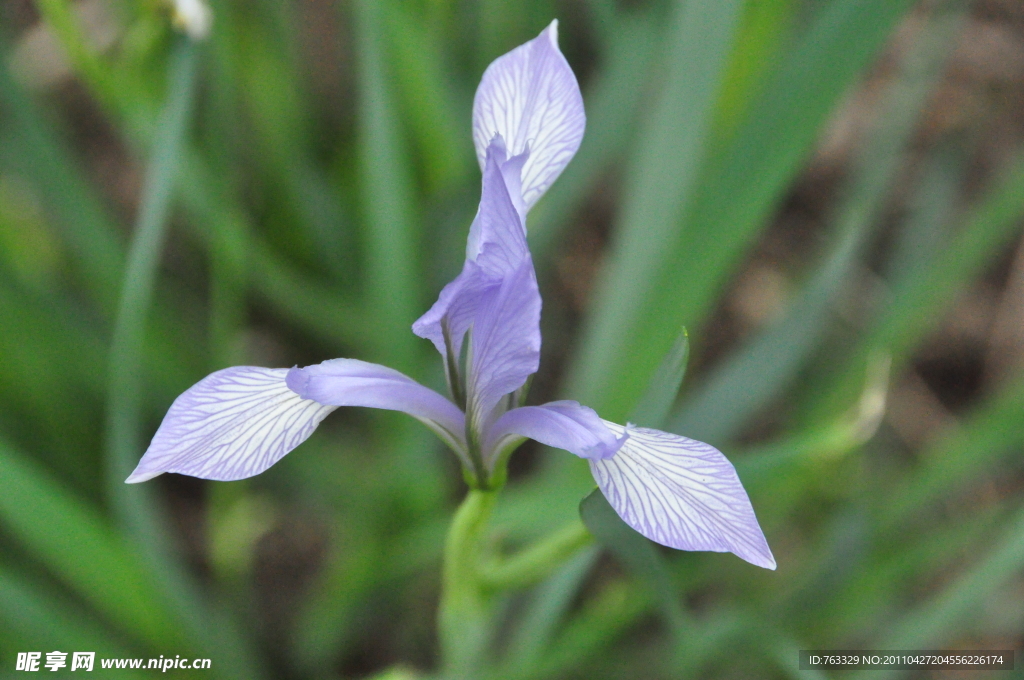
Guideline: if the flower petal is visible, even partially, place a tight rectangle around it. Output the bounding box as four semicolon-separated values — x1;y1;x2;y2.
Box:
286;358;467;459
465;139;530;274
589;423;776;569
466;257;541;427
126;366;335;483
473;20;585;214
412;258;497;365
486;400;626;466
413;141;525;362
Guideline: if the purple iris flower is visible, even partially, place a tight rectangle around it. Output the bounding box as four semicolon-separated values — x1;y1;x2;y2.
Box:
127;21;775;570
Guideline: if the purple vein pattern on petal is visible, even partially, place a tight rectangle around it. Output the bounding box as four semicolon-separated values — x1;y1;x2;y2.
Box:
286;358;467;458
466;258;541;426
486;400;626;465
126;367;336;483
590;423;776;570
413;139;529;362
472;20;585;214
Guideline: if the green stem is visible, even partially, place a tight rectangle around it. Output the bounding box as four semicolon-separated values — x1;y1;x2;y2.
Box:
106;38;199;519
439;489;498;678
480;519;593;592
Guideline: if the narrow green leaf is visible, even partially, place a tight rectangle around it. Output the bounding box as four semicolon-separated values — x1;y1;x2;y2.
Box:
863;505;1024;680
105;37;198;510
354;0;421;372
174;156;373;351
0;49;123;311
502;548;598;669
101;40;263;680
386;1;472;194
0;564;146;675
529;11;662;264
885;369;1024;528
673;0;966;443
0;439;187;651
630;327;688;429
566;0;746;417
812;155;1024;420
579;489;686;636
569;0;916;423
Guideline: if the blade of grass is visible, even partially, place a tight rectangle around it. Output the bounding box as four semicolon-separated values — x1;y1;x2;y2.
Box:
105;36;198;516
579;489;687;637
528;10;662;264
811;155;1024;421
0;565;145;678
353;0;421;373
233;11;349;276
0;50;123;311
672;0;968;443
884;368;1024;528
564;0;746;419
860;505;1024;680
501;547;598;669
0;438;189;651
386;1;472;195
569;0;916;423
102;37;262;680
175;149;373;351
32;0;146;122
630;327;688;428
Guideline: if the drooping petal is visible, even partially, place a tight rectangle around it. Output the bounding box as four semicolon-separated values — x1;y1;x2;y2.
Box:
465;257;541;427
485;400;626;467
286;358;468;460
589;423;776;569
126;367;335;483
413;141;526;363
473;20;585;214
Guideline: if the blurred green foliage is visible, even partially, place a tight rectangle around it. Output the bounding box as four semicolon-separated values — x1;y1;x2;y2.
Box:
1;0;1023;678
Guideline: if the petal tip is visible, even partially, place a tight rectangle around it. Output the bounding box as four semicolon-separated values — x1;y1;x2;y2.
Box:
125;468;162;484
544;19;559;44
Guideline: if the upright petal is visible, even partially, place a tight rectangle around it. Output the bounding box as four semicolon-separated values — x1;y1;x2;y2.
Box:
485;401;626;467
413;139;529;364
126;367;336;483
473;20;585;214
466;257;541;427
589;423;776;569
287;359;468;460
465;139;530;272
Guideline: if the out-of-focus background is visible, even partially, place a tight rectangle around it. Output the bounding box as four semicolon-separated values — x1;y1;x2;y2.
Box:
1;0;1023;677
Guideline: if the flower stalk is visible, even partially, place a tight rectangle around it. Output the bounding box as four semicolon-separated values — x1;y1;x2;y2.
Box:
438;489;498;678
438;490;595;677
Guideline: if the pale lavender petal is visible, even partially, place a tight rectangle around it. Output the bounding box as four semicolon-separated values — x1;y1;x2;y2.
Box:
485;400;626;466
466;258;541;426
286;358;467;459
126;367;335;483
472;20;585;214
589;422;776;569
412;258;497;362
413;140;527;362
465;139;530;273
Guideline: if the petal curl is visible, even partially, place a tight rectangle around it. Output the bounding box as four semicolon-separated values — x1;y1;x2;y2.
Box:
286;358;467;459
589;423;776;569
473;20;585;214
486;400;626;466
126;367;335;483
